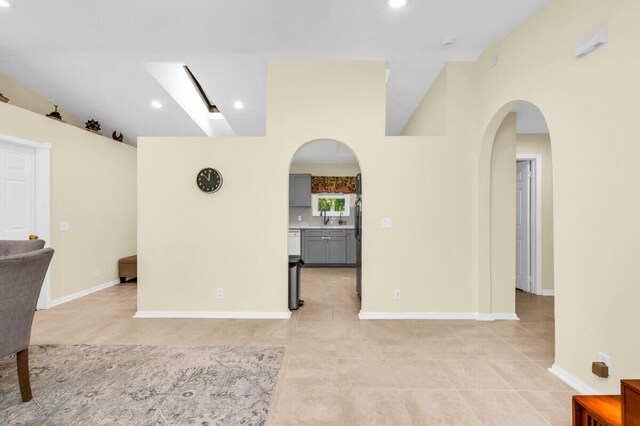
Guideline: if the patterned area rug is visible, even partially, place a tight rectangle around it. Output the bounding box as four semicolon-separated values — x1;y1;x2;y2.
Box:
0;344;284;425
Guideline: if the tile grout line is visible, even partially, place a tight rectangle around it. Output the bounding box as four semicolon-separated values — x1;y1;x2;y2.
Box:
453;388;488;425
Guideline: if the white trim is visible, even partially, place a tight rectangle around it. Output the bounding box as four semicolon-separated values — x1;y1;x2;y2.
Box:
360;312;477;320
0;133;52;150
50;279;120;307
476;313;495;321
517;154;543;296
491;312;520;320
0;133;52;309
358;311;519;321
548;364;599;395
35;147;52;309
134;311;292;319
541;289;555;296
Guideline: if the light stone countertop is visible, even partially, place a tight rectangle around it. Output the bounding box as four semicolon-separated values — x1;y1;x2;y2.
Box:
288;224;354;230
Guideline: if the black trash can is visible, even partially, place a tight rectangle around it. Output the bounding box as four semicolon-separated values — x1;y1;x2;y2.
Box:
288;255;305;310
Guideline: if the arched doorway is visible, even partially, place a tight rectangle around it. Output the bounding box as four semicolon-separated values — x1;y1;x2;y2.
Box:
479;101;556;361
287;139;362;319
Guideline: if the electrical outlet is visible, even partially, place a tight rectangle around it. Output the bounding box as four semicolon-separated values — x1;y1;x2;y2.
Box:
381;217;393;229
95;268;101;278
59;221;70;232
394;289;401;300
598;352;612;374
298;215;303;222
216;288;224;299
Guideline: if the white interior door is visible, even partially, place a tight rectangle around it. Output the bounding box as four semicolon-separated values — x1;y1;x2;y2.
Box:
515;160;531;292
0;141;36;240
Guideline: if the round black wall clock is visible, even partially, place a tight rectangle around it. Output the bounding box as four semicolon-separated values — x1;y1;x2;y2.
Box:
196;168;223;193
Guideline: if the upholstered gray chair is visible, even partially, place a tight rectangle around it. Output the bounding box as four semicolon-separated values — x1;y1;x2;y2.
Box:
0;240;54;402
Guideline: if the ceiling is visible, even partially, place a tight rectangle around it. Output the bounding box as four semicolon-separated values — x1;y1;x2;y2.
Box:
293;140;358;164
513;102;550;134
0;0;550;144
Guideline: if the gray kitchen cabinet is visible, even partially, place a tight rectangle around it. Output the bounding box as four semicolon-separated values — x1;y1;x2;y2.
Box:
302;229;351;265
289;174;311;207
347;230;356;265
326;236;347;263
303;235;326;264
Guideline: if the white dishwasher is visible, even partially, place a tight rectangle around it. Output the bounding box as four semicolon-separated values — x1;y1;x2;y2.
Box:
288;229;301;256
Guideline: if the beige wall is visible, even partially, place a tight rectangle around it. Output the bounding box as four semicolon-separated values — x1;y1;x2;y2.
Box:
403;0;640;394
490;113;517;314
403;68;447;136
0;71;86;130
138;61;477;316
517;134;554;291
0;102;136;300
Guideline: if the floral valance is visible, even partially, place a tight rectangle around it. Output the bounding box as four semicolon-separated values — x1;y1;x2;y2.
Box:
311;176;356;194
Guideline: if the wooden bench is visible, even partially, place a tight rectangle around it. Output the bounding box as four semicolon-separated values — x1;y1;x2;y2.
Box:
572;380;640;425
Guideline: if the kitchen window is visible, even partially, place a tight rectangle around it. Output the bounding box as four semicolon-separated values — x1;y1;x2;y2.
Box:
311;194;350;217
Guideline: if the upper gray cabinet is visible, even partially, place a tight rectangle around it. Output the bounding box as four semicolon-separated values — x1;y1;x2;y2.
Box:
289;174;312;207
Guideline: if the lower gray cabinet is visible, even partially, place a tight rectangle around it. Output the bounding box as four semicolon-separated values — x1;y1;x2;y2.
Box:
302;229;352;265
303;235;326;264
326;235;347;264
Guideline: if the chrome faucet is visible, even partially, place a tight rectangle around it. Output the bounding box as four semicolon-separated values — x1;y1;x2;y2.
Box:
321;208;330;225
338;212;344;225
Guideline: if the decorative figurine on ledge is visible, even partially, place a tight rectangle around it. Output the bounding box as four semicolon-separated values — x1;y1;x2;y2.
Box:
112;131;124;142
0;93;8;103
46;104;64;121
85;119;102;134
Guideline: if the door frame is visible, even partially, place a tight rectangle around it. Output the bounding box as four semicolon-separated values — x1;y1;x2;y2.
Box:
516;154;542;296
0;133;52;309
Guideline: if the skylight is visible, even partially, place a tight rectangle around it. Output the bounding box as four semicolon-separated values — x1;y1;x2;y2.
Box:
183;65;220;114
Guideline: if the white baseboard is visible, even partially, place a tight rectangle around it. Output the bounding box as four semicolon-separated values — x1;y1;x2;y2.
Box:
134;311;292;319
475;313;495;321
542;289;555;296
358;311;519;321
359;312;477;320
490;312;520;321
548;364;599;395
50;279;121;308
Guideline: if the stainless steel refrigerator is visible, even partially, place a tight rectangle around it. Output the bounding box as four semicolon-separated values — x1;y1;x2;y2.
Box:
355;173;362;299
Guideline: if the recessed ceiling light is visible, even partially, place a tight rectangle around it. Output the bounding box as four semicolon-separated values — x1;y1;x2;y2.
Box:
209;112;224;120
388;0;406;8
233;101;244;110
0;0;14;8
151;101;162;109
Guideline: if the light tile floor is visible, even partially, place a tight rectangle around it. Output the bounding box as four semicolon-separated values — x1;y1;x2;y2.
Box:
30;268;572;425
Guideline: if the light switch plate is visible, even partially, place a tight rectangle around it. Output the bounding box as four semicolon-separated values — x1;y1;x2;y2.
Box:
381;217;393;229
59;221;70;232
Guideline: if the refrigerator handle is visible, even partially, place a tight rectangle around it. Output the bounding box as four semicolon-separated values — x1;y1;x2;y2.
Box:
355;198;362;241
